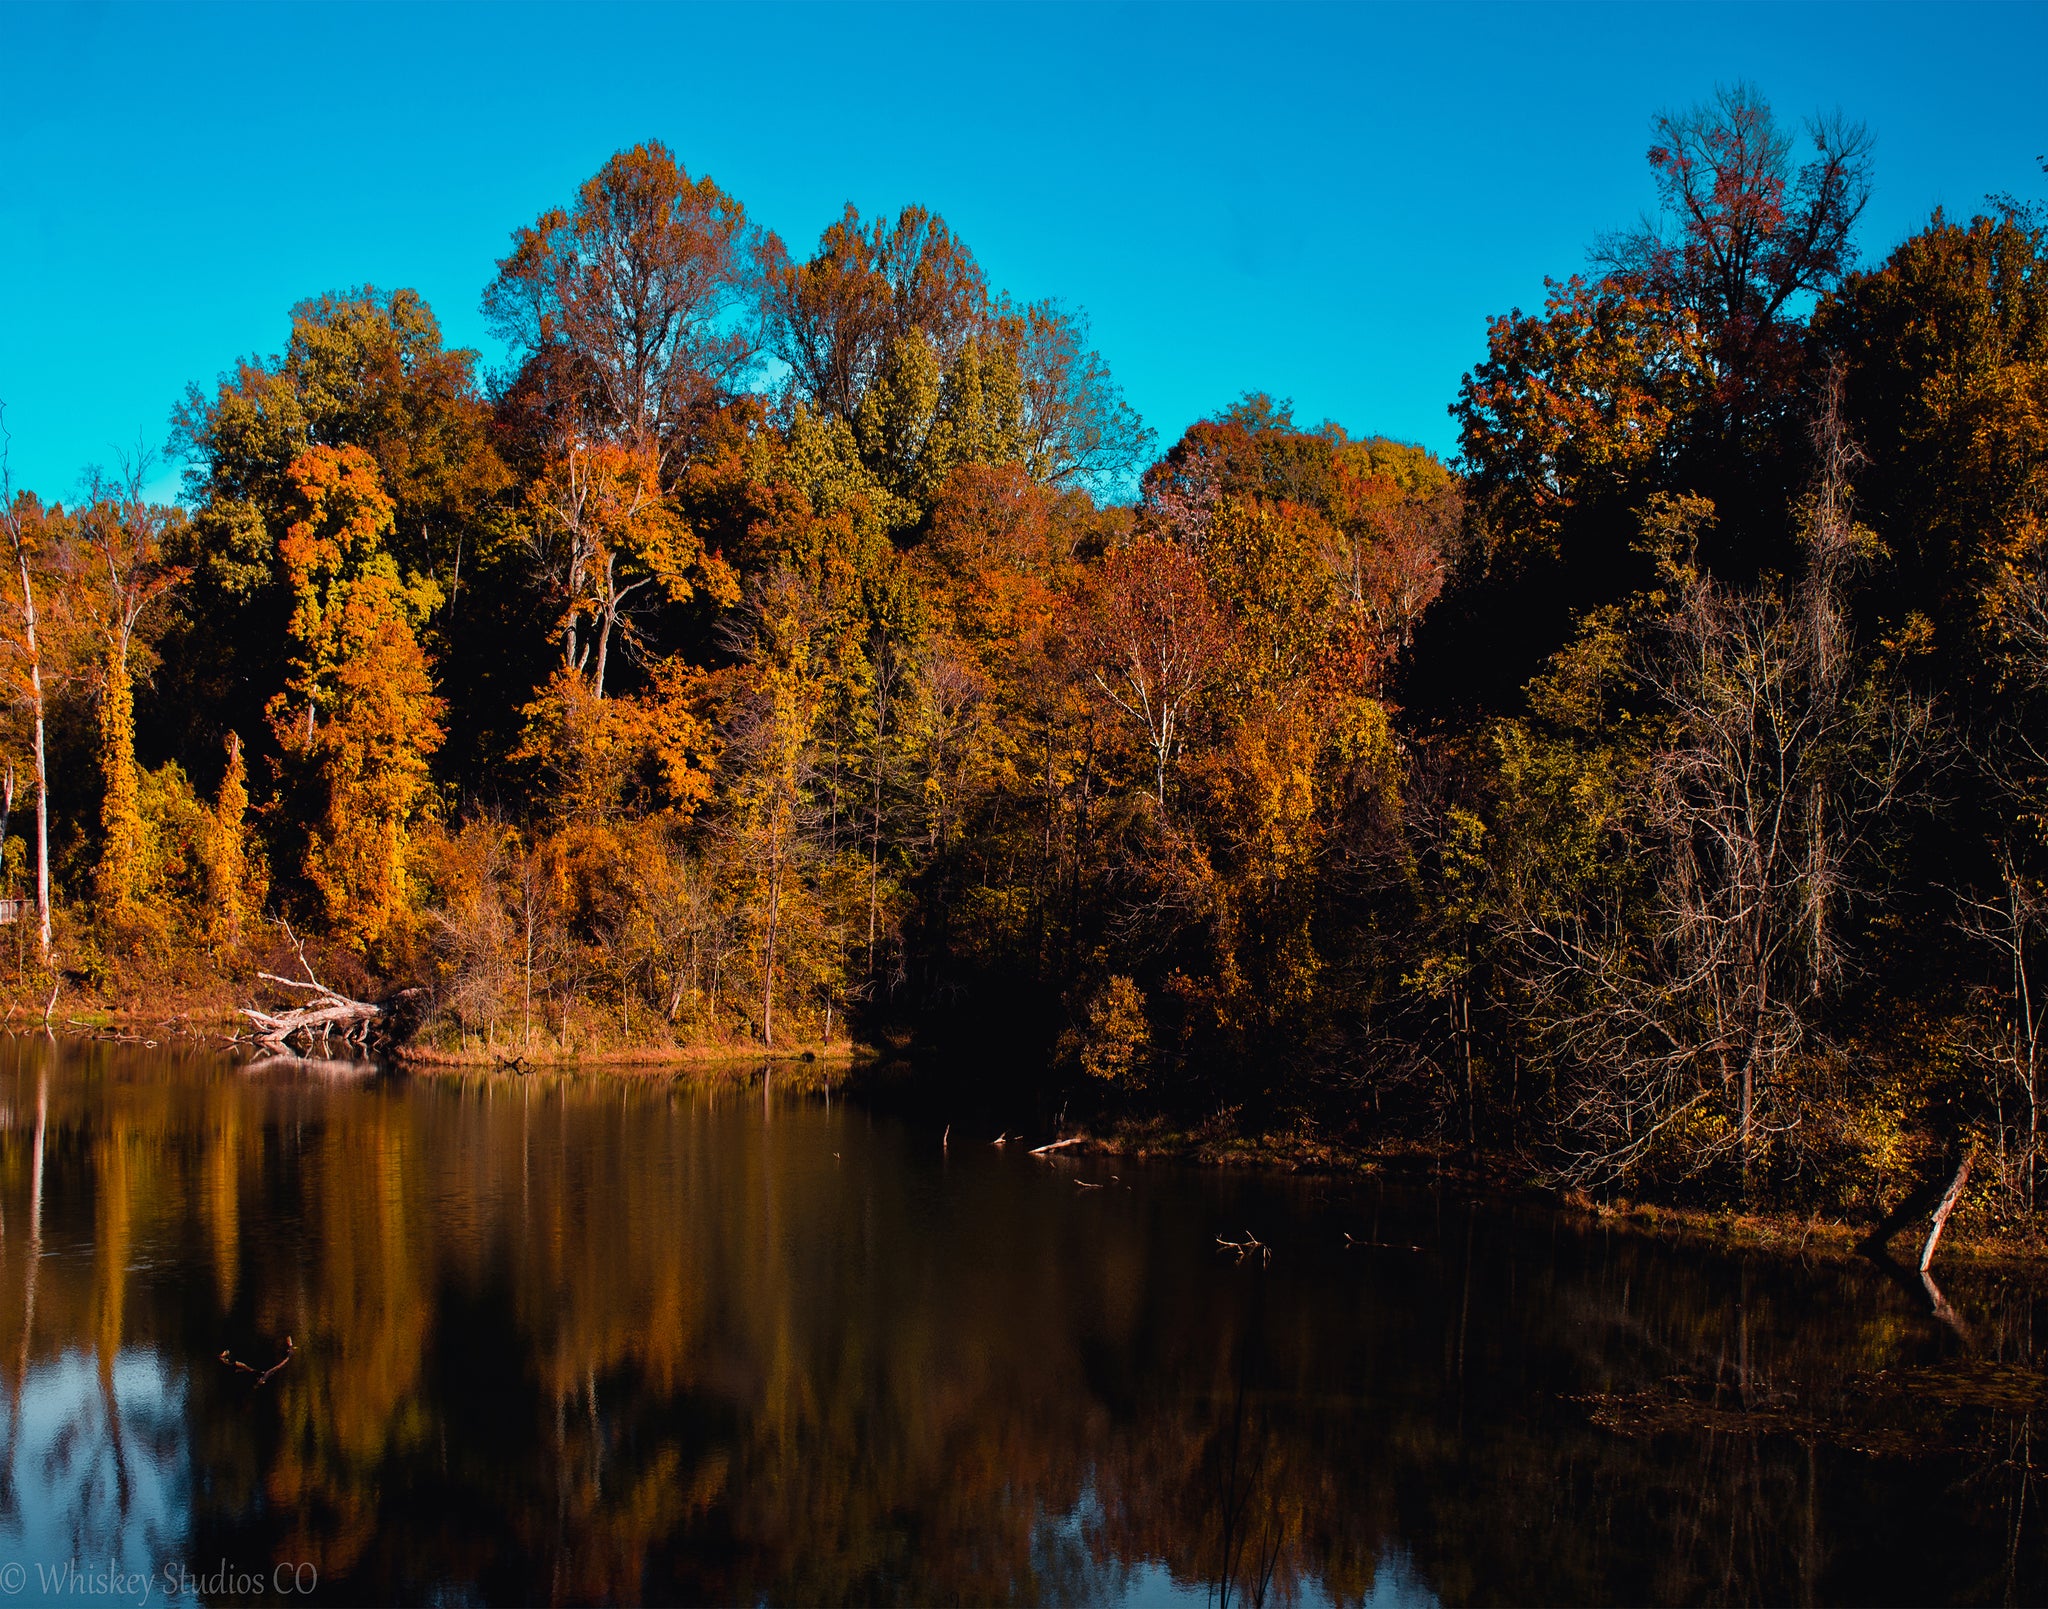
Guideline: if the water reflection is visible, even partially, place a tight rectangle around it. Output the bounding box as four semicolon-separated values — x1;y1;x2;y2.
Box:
0;1037;2040;1605
5;1350;188;1586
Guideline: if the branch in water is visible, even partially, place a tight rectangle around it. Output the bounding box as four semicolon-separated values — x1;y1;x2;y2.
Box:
219;1336;295;1387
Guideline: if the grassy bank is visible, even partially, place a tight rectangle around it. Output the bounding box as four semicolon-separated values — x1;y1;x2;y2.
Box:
396;1037;866;1071
0;940;873;1067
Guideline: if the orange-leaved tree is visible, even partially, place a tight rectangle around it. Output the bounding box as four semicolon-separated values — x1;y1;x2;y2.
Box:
1597;83;1870;435
1085;535;1228;806
525;440;734;699
518;440;731;820
269;445;445;953
484;142;755;468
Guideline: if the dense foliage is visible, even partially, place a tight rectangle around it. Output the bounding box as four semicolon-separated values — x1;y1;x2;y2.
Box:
4;90;2045;1223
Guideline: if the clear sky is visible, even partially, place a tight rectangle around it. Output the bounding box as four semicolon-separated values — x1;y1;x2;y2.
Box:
2;1;2044;504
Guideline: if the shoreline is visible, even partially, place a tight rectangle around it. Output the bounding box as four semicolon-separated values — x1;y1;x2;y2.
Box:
2;994;874;1070
13;1009;2041;1266
396;1040;868;1071
1072;1121;2048;1269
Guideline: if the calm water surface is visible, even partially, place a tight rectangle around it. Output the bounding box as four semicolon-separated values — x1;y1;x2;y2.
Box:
0;1039;2041;1606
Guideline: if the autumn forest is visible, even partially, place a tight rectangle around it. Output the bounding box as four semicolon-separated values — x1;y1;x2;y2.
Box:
4;85;2046;1230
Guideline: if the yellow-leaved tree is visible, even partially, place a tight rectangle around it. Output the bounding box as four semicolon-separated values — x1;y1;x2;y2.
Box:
270;446;445;954
725;568;833;1046
206;732;265;950
71;467;186;929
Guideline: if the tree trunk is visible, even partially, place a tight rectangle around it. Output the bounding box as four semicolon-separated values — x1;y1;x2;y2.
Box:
867;821;881;975
240;969;413;1054
1920;1146;1978;1275
593;574;614;698
30;672;48;963
15;549;49;962
761;861;781;1047
1740;1060;1753;1179
2030;1068;2040;1216
1461;984;1476;1149
2021;911;2040;1213
867;661;892;978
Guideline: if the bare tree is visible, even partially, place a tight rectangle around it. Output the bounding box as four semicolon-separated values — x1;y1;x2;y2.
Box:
1507;378;1923;1187
624;837;719;1025
1006;300;1156;496
1956;853;2046;1210
1958;505;2048;1210
426;819;519;1049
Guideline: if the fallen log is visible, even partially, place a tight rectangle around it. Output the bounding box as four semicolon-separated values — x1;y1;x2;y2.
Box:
1030;1134;1089;1157
239;995;385;1053
239;933;418;1057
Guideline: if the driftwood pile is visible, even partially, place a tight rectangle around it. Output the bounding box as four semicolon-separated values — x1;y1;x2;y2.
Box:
240;971;387;1053
237;928;415;1057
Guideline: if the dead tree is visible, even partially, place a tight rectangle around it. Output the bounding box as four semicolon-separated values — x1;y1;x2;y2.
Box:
1921;1146;1978;1274
1505;376;1925;1190
238;925;416;1055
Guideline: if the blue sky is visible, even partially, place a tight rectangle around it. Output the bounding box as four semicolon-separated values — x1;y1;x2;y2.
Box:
2;1;2044;504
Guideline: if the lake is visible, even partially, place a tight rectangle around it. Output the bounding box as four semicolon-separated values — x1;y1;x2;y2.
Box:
0;1037;2039;1606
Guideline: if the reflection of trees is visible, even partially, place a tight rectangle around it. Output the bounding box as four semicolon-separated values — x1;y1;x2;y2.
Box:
3;1352;188;1573
259;1095;434;1578
0;1043;194;1571
0;1058;44;1521
0;1044;2044;1603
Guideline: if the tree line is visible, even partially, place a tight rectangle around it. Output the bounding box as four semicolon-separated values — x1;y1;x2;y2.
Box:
4;85;2046;1219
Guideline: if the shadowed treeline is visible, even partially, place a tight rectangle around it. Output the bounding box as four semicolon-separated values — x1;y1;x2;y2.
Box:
0;1041;2042;1604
